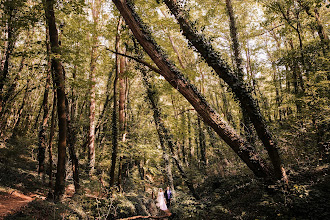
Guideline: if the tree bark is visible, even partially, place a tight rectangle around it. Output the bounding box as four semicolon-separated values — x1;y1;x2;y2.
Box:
112;0;271;179
38;61;51;180
109;16;122;187
88;0;101;175
0;6;16;113
197;116;206;166
162;0;286;180
225;0;255;144
187;110;193;165
43;0;68;200
66;97;80;192
38;26;52;180
48;93;56;189
118;54;127;189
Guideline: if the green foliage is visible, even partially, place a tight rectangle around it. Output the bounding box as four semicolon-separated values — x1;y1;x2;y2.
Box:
1;0;329;219
4;199;81;220
171;191;206;219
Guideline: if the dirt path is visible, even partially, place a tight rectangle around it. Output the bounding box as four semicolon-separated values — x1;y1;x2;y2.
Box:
0;190;43;219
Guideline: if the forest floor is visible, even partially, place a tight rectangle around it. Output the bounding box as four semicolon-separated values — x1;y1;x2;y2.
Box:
0;190;42;218
1;137;330;219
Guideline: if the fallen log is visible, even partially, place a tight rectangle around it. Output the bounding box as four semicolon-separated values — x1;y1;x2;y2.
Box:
118;213;172;220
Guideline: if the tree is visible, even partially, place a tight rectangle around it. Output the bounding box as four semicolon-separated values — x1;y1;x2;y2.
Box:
88;0;102;175
43;0;68;200
109;16;123;187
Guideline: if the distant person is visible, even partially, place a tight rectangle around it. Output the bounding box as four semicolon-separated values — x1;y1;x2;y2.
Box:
156;188;168;211
164;186;172;208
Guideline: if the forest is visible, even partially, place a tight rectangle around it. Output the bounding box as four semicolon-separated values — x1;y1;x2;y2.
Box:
0;0;329;219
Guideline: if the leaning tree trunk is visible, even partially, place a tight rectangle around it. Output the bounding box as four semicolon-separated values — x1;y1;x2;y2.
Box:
43;0;68;200
161;0;286;180
112;0;271;179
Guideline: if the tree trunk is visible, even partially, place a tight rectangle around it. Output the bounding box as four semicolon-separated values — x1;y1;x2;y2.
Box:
225;0;255;144
112;0;271;179
66;97;80;192
67;65;80;192
88;0;101;175
180;108;186;164
187;110;193;165
288;39;303;115
48;93;56;189
43;0;68;200
118;54;127;189
38;26;52;180
109;16;122;187
38;63;51;180
0;8;16;113
197;116;206;166
88;44;97;175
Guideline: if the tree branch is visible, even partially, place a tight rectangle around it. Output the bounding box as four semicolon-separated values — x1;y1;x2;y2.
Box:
118;213;172;220
105;48;162;74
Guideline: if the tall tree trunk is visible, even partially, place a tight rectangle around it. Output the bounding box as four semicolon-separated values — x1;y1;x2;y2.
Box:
161;0;286;180
288;39;303;115
197;116;206;166
38;26;52;181
88;0;101;175
112;0;271;179
88;45;97;175
225;0;255;144
218;83;235;128
68;65;80;192
180;108;186;164
0;8;15;113
38;63;51;180
187;110;193;165
95;67;114;137
109;16;122;187
118;55;127;189
48;93;56;189
66;96;80;192
43;0;68;200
